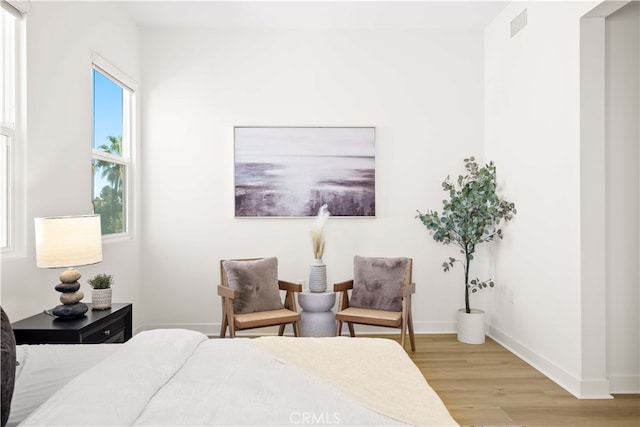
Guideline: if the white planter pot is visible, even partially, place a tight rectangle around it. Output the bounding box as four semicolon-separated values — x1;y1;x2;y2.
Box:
457;308;485;344
92;288;112;310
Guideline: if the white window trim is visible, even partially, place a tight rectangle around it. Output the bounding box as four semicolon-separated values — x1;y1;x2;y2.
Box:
92;52;136;92
2;0;31;17
1;4;26;258
91;52;138;242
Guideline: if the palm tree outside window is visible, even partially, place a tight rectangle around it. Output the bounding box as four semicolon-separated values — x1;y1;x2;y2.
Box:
91;63;134;236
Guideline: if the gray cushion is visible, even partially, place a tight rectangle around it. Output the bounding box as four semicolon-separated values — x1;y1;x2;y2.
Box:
1;307;16;427
223;257;284;314
350;256;409;312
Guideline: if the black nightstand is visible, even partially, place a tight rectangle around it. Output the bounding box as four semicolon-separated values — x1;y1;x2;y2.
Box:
11;303;132;344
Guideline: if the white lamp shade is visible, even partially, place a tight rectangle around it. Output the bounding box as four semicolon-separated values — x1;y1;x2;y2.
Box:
34;215;103;268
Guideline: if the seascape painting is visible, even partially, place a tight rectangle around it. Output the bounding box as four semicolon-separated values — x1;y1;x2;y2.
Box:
234;127;375;217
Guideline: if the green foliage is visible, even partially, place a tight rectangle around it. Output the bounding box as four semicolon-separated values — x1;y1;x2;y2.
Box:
92;136;125;235
416;157;516;313
88;273;113;289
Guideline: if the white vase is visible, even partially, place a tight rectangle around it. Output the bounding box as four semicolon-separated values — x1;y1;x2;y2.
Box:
308;259;327;293
457;308;485;344
92;288;112;310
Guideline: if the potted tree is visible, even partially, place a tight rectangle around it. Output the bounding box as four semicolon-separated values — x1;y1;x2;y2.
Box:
416;157;516;344
88;273;113;310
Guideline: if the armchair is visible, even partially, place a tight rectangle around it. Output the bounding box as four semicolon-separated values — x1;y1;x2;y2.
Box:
334;256;415;351
218;257;302;338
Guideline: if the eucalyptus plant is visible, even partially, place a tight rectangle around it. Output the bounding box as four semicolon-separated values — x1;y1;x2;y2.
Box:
416;157;516;313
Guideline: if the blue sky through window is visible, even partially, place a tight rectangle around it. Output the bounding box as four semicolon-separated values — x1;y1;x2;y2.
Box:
93;69;123;151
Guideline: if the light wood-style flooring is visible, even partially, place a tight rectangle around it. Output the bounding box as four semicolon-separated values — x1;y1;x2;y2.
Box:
381;334;640;427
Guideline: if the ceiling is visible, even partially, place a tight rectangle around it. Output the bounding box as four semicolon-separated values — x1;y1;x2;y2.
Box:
118;1;510;30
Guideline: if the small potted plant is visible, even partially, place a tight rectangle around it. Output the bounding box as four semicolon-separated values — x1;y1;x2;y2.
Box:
88;273;113;310
416;157;516;344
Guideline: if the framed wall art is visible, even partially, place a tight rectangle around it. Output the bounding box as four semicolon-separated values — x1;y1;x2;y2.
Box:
234;126;375;217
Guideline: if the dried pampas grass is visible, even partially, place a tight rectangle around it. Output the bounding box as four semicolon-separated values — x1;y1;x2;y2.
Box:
311;204;330;259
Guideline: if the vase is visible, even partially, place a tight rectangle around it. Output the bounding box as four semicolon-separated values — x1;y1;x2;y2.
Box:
308;259;327;293
92;288;112;310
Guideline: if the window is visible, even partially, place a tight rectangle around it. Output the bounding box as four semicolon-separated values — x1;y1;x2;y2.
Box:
1;3;23;253
0;135;9;249
91;54;135;236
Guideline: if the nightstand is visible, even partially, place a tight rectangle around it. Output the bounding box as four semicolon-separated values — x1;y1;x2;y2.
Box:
11;303;132;344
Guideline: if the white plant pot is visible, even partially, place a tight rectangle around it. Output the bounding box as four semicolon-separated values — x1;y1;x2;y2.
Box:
92;288;112;310
457;308;485;344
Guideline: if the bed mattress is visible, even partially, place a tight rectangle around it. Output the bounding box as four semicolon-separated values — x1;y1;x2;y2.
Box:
11;329;458;426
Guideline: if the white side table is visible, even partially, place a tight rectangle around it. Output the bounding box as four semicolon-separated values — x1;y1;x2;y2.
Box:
297;291;336;337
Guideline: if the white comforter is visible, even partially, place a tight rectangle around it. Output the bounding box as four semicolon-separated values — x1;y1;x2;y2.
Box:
10;343;120;427
20;329;458;427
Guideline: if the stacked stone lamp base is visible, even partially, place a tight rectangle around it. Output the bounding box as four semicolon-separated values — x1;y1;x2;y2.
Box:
50;268;89;318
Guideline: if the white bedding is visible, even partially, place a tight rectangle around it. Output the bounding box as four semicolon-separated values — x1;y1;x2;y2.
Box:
9;343;120;427
15;329;458;427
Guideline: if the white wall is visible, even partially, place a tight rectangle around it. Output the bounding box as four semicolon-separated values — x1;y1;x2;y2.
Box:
140;28;485;333
0;1;143;328
605;1;640;393
485;0;639;397
485;2;590;396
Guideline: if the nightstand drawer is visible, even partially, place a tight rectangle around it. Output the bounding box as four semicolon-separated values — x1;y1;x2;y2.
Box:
82;317;126;343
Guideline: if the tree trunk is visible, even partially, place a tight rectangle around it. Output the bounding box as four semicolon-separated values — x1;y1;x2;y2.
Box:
464;251;471;313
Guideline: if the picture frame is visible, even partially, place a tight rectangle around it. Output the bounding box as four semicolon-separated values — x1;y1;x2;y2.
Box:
234;126;375;217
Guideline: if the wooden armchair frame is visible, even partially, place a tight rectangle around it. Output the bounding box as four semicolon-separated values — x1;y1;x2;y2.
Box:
218;259;302;338
334;258;416;351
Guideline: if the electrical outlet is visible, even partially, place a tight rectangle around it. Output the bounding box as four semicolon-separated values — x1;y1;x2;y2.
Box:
507;288;514;304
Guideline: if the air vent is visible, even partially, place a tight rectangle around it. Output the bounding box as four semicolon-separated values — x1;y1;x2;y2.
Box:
511;9;528;38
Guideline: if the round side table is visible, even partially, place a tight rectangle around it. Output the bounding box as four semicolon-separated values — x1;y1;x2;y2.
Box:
297;291;336;337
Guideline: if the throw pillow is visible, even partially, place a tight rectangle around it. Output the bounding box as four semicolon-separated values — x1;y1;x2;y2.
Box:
1;307;16;427
223;257;284;314
350;256;409;312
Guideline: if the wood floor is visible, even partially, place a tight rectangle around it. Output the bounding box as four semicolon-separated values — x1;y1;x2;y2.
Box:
381;334;640;427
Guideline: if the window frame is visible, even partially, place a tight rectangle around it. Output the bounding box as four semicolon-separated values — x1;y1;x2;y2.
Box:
1;2;26;257
91;52;137;240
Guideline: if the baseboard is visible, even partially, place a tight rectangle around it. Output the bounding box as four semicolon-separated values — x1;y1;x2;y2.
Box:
413;320;457;334
608;375;640;394
142;320;458;337
338;320;456;335
487;325;613;399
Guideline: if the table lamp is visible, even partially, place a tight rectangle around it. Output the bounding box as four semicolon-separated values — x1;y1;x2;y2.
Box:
34;215;102;318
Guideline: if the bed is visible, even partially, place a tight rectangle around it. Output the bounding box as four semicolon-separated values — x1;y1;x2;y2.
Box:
6;328;459;426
